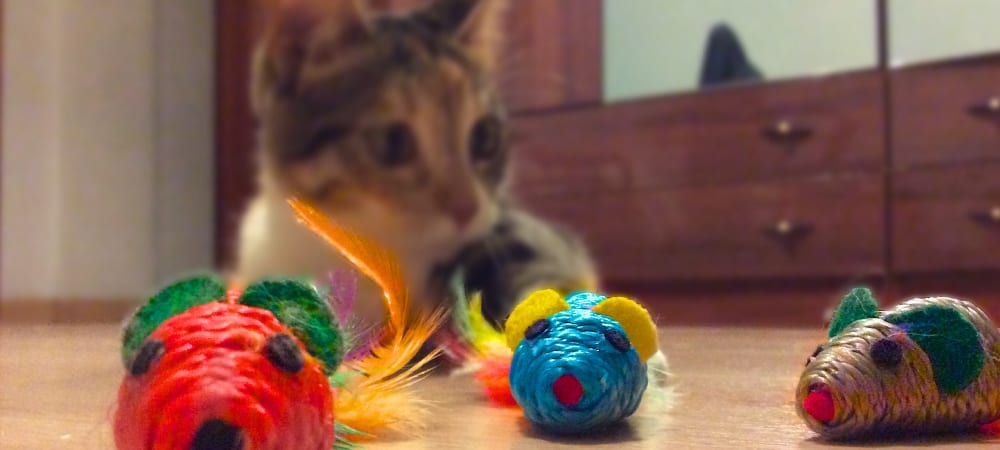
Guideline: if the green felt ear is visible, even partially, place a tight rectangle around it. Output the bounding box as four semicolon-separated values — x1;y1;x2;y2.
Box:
122;275;227;367
885;304;985;395
828;287;880;338
240;279;344;374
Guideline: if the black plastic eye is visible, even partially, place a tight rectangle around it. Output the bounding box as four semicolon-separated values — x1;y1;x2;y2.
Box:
871;338;903;368
265;334;305;374
524;319;550;340
604;329;631;352
805;344;824;366
470;116;504;162
370;123;416;168
130;339;165;376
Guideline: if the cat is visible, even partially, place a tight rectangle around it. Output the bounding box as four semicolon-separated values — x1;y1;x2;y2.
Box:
237;0;597;324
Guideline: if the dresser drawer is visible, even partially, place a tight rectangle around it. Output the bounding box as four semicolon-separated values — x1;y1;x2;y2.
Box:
892;56;1000;168
894;164;1000;272
511;71;884;198
522;172;885;282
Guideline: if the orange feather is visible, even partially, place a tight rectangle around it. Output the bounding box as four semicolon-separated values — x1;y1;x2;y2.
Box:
288;198;444;439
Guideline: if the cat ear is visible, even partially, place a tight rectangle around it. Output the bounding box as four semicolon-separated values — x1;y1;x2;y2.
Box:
415;0;506;69
254;0;370;101
827;287;880;337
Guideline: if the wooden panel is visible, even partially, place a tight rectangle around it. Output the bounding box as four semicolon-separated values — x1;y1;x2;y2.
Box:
892;54;1000;169
511;71;885;197
215;0;269;267
893;163;1000;272
499;0;601;112
522;172;885;282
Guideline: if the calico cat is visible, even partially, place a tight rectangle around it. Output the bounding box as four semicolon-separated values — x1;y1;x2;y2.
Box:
238;0;596;323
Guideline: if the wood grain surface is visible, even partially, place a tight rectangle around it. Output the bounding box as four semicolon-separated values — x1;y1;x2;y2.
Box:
891;54;1000;170
893;162;1000;272
523;172;885;282
2;324;997;449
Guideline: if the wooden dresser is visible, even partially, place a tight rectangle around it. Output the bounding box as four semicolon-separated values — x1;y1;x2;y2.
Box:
890;56;1000;274
513;72;887;283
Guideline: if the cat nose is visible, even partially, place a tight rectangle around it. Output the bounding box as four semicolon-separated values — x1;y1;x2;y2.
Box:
450;201;479;228
435;189;479;228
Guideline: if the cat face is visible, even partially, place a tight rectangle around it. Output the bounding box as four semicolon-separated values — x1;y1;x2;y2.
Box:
253;0;508;245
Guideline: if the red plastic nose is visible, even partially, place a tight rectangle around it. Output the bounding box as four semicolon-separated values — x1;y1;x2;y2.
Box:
553;374;584;406
803;387;835;422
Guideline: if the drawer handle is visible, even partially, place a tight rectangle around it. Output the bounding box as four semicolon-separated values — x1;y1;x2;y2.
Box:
762;119;813;145
763;219;814;251
969;206;1000;227
967;97;1000;121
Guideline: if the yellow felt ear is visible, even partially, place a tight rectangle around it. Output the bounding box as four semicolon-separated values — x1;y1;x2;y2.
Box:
592;296;659;361
504;289;571;350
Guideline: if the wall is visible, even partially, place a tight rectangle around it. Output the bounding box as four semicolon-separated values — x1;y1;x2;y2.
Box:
889;0;1000;67
604;0;878;102
2;0;214;300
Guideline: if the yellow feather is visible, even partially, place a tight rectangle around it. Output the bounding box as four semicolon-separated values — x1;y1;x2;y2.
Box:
288;198;444;439
467;294;507;353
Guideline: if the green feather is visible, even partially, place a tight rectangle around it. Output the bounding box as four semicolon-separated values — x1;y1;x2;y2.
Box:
239;279;344;374
121;275;227;367
828;287;880;338
334;422;369;449
448;268;476;342
885;304;985;395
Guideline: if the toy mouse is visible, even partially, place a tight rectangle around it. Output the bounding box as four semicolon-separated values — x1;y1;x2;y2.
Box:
798;287;1000;439
505;289;660;434
114;198;443;450
114;276;340;450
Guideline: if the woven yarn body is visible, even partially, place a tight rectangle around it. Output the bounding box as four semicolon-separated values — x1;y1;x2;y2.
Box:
509;292;647;434
114;302;335;450
798;296;1000;439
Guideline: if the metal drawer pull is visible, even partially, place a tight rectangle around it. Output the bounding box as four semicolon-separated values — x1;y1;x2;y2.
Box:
762;119;813;145
969;206;1000;227
967;97;1000;121
762;219;814;252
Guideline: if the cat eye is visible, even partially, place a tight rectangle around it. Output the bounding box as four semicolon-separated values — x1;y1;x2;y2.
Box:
370;123;417;168
301;126;348;161
604;328;632;353
871;338;902;369
470;116;503;162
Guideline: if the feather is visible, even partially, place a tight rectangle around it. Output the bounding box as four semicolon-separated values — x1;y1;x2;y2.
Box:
288;199;407;332
324;269;377;363
289;198;444;440
328;269;359;327
641;349;676;412
447;269;517;406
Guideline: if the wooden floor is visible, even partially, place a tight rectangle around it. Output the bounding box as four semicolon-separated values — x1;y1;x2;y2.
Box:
2;324;998;449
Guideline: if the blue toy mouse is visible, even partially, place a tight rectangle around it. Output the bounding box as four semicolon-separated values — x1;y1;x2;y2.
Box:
504;290;660;434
